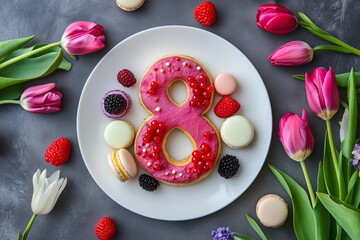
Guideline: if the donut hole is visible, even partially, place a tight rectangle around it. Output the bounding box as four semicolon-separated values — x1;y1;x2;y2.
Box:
164;128;194;164
167;80;188;106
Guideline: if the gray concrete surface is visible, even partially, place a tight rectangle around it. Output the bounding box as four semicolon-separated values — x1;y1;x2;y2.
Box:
1;0;359;239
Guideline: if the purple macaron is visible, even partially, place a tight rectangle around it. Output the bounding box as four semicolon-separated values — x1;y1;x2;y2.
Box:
101;90;132;119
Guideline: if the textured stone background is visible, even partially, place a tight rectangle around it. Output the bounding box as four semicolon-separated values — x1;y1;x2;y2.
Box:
1;0;359;239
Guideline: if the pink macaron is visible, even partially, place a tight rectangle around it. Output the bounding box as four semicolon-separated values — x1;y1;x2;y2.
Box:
214;73;238;96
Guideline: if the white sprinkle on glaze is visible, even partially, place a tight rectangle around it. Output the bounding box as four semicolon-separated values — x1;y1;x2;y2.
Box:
165;62;170;67
142;148;147;153
147;162;152;167
155;107;161;112
160;69;164;73
182;62;187;66
165;172;169;176
196;66;201;70
179;173;183;177
145;143;149;147
172;169;176;175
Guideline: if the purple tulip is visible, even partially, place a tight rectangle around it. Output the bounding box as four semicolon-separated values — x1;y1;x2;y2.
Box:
269;41;313;66
257;4;298;34
20;83;62;113
278;109;314;161
305;67;340;120
61;21;105;55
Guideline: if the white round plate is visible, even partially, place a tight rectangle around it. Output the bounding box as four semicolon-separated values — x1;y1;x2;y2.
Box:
77;25;272;221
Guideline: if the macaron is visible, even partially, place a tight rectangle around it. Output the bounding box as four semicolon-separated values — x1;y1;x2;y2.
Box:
220;115;254;149
256;194;288;228
108;149;138;182
101;90;131;119
116;0;145;11
104;120;134;149
214;73;238;96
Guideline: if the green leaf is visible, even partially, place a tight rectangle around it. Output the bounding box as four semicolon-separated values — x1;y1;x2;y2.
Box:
0;83;24;100
317;192;360;239
68;53;77;60
345;171;360;207
18;230;23;240
314;162;330;240
323;131;340;198
338;151;353;191
292;72;360;88
245;214;268;240
0;36;34;60
341;69;357;159
0;45;63;89
58;57;71;71
269;164;315;240
298;12;330;36
234;233;255;240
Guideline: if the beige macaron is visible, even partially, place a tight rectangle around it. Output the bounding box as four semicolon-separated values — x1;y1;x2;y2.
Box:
108;149;138;182
116;0;145;11
256;194;288;228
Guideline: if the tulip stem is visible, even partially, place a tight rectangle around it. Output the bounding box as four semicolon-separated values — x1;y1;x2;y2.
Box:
0;41;61;70
22;214;36;240
0;100;20;104
326;119;343;199
300;160;316;208
313;45;352;54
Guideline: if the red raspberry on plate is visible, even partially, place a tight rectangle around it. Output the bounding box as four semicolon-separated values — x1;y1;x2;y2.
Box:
214;96;241;118
95;217;116;240
194;1;217;27
45;137;71;167
117;69;136;87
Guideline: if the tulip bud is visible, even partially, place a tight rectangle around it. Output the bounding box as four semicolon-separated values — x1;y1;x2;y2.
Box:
305;67;340;120
269;41;313;66
257;4;298;34
20;83;62;113
61;21;105;55
278;109;314;161
31;169;67;215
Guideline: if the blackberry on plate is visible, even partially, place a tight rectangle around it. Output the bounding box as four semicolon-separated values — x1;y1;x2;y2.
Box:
139;174;160;191
218;154;240;179
103;94;126;115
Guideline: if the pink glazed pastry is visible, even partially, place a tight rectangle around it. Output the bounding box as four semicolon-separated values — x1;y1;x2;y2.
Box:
134;55;221;185
214;73;238;96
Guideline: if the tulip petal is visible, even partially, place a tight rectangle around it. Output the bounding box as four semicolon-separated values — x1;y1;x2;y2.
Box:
339;108;349;142
305;72;324;117
21;83;56;99
322;67;340;118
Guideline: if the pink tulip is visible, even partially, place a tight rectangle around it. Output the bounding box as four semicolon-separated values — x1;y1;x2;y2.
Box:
20;83;62;113
257;4;298;34
305;67;340;120
269;41;313;66
61;21;105;55
278;109;314;161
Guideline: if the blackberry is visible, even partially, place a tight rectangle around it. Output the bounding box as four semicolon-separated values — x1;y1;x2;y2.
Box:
139;174;160;191
103;94;126;115
218;154;240;179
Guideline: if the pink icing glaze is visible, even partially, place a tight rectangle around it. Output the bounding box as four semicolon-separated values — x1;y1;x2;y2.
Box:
135;56;220;184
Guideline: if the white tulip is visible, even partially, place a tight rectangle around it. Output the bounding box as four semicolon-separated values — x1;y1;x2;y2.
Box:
339;108;349;143
31;169;67;215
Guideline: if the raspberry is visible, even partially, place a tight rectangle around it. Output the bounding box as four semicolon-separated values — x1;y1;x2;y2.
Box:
194;1;217;27
218;154;240;179
139;174;160;191
45;137;71;167
214;96;240;118
95;217;116;240
117;69;136;87
103;94;127;115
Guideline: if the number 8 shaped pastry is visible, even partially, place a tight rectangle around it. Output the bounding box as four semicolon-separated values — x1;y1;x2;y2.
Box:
135;55;221;185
